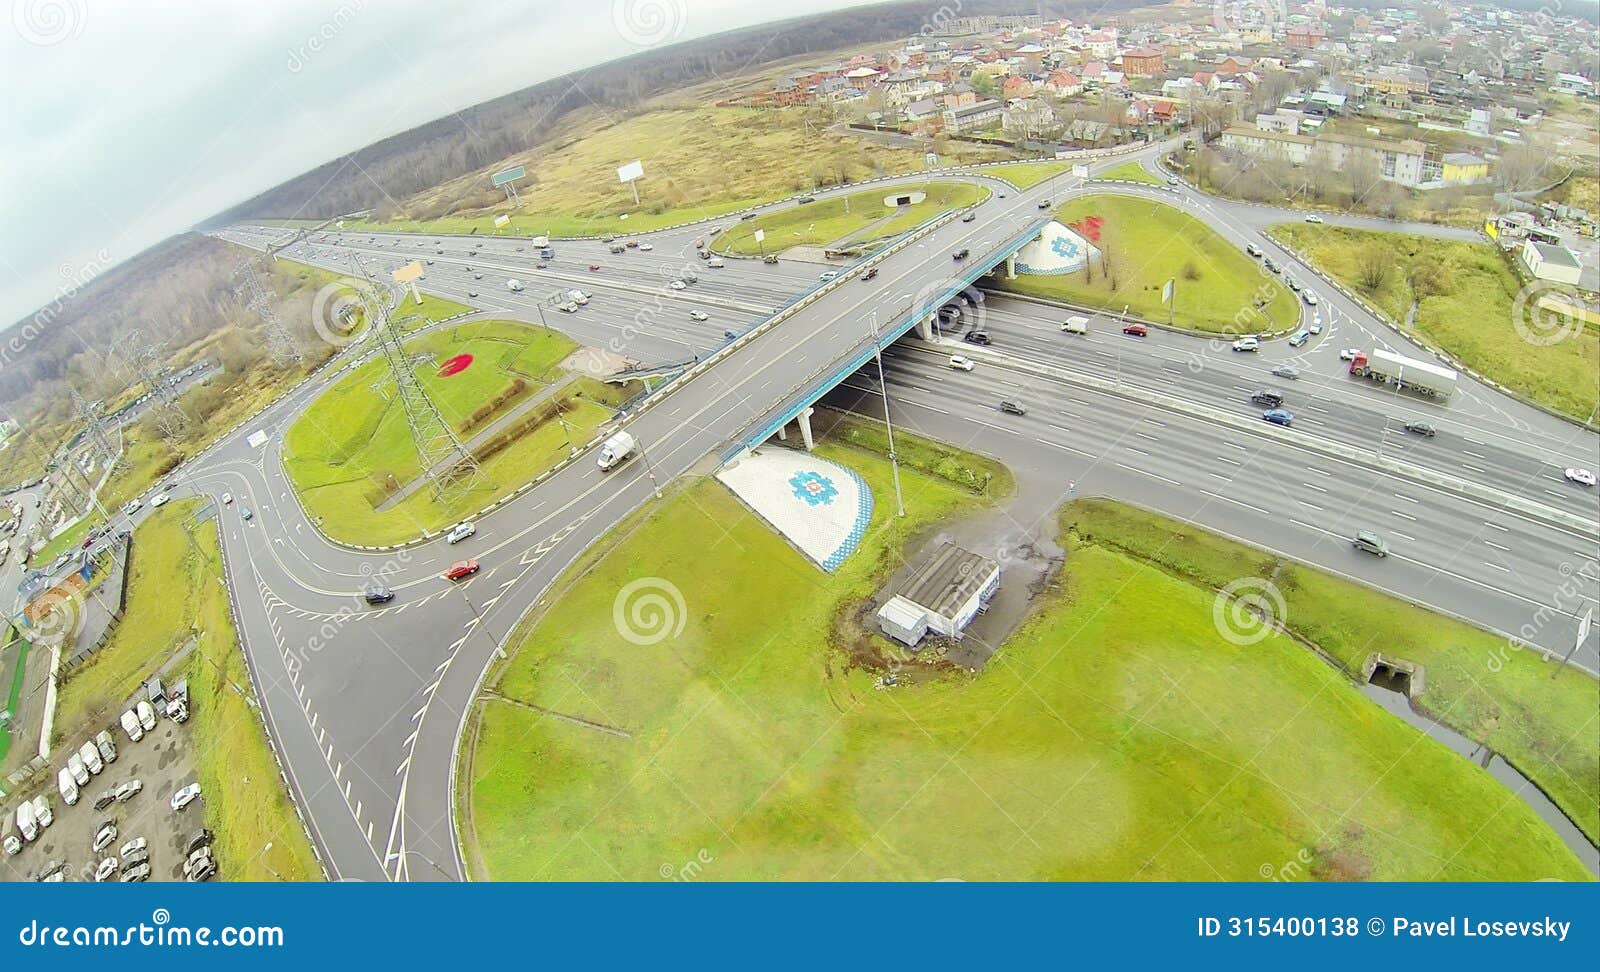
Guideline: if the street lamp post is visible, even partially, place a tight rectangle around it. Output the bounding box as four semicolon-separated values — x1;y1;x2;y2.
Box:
870;310;906;518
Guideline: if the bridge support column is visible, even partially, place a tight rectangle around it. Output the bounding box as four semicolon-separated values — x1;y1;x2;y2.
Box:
797;406;815;451
776;424;787;442
916;314;934;341
1005;254;1016;279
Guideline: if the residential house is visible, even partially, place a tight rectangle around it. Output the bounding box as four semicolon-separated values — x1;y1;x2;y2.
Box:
1001;75;1035;98
1287;26;1325;49
1120;45;1165;77
1440;152;1491;185
942;98;1004;132
1046;69;1082;96
1219;124;1316;164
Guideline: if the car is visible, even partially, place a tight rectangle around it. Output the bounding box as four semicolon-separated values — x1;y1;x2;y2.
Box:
92;820;118;852
1565;468;1597;487
638;242;654;251
170;783;202;812
220;492;232;505
121;846;148;868
120;862;151;882
1352;531;1389;557
241;508;253;521
445;560;480;581
425;260;434;266
467;291;478;298
1308;317;1323;334
1250;391;1284;408
961;212;976;222
150;493;170;508
1404;420;1437;437
1166;176;1181;186
1338;348;1360;361
862;267;878;280
183;846;213;877
94;857;119;882
952;248;970;260
112;779;142;802
740;212;757;221
558;302;579;313
948;355;975;372
1286;276;1303;292
516;246;525;251
3;834;20;856
1122;322;1148;337
962;330;992;346
1231;336;1259;352
997;192;1006;198
186;856;217;882
120;836;147;858
123;499;143;515
363;587;394;605
93;792;117;811
186;829;215;856
1245;243;1263;258
818;270;838;281
669;279;687;290
1304;214;1324;223
707;257;725;268
1263;258;1281;274
999;400;1028;416
692;238;705;248
445;521;476;544
1037;200;1051;209
473;273;483;280
1262;408;1294;427
1287;329;1311;347
536;262;548;269
1302;290;1319;306
688;311;710;323
762;254;778;264
796;196;815;205
1271;365;1300;380
37;860;69;882
588;264;601;272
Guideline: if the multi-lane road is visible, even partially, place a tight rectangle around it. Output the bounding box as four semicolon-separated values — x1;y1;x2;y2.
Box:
179;146;1597;881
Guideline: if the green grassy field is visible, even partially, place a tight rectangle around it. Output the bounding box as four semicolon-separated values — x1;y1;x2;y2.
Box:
282;320;628;545
1094;161;1162;185
1000;194;1302;334
1063;498;1600;845
714;182;988;256
348;107;1015;239
463;440;1588;880
1269;224;1599;421
987;160;1075;189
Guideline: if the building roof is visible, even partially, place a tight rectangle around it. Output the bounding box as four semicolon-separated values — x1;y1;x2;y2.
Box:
1442;152;1489;166
1124;45;1164;58
1321;131;1426;156
895;543;998;620
1222;124;1316;146
1528;242;1580;269
945;98;1003;119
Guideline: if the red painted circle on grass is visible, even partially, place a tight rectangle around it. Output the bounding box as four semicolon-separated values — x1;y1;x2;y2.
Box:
438;354;474;377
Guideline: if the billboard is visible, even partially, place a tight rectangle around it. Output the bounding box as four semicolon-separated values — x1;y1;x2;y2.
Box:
491;165;526;187
616;160;644;183
493;214;510;227
392;261;424;283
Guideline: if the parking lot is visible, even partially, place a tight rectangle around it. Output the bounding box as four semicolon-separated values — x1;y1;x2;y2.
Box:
2;708;209;881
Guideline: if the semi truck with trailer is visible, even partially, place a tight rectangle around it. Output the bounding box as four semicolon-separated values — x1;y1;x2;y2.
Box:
1347;349;1457;400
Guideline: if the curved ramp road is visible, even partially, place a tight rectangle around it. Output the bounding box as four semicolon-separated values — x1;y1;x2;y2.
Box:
170;148;1595;880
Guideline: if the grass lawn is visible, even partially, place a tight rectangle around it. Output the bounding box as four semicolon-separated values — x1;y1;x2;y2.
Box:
30;516;98;567
986;160;1075;189
1000;194;1302;334
48;499;319;878
1094;161;1162;185
1269;224;1599;421
283;320;624;545
714;182;988;256
349;107;1015;239
1063;498;1600;845
462;439;1587;880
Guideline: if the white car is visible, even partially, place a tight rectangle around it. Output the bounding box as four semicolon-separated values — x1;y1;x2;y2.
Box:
170;783;202;812
1564;468;1597;487
445;521;476;544
1231;337;1260;352
93;821;118;852
150;493;170;508
688;311;709;322
948;355;975;372
94;857;119;882
1338;348;1361;361
1304;214;1324;223
3;834;19;856
112;779;143;802
638;242;653;251
120;836;147;857
819;271;838;281
1302;290;1319;306
221;492;233;505
669;279;687;290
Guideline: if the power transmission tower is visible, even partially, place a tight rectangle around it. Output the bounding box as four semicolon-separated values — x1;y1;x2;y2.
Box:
128;333;192;441
352;268;480;504
71;389;119;467
234;259;302;366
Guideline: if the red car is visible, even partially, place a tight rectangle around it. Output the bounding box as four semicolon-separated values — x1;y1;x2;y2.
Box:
1122;322;1148;337
588;264;601;272
445;560;480;581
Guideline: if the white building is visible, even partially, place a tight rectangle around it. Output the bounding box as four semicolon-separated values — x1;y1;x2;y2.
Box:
876;543;1000;648
1521;240;1583;286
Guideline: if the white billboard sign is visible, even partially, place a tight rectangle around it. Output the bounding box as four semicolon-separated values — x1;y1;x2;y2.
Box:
753;229;765;243
1072;164;1089;178
493;214;510;227
617;160;644;183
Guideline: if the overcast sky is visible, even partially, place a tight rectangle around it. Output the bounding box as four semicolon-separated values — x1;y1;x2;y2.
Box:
0;0;868;329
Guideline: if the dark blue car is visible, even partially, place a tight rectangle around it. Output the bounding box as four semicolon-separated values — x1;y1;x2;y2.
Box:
1262;408;1294;427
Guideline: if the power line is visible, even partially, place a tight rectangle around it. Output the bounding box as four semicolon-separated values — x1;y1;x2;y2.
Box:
234;259;303;367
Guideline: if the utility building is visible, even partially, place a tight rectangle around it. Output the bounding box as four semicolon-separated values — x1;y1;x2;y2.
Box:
876;543;1000;648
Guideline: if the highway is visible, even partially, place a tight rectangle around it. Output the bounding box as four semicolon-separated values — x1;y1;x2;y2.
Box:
180;145;1598;881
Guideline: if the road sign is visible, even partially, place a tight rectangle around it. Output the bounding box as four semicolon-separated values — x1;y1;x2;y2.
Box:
1072;164;1089;178
392;262;424;283
753;229;765;243
491;165;526;187
493;214;510;228
616;160;644;183
1162;278;1175;305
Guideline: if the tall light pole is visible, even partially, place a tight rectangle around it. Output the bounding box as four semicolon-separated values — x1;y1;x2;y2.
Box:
870;309;906;517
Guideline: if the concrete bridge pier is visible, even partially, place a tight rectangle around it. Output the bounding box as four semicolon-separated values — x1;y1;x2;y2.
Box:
774;406;816;451
1005;254;1016;279
916;313;935;341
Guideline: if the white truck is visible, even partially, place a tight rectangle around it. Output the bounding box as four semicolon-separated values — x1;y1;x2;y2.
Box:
1348;349;1457;400
566;289;590;306
30;794;52;828
506;278;525;292
596;431;637;471
58;767;80;805
79;740;104;775
167;678;190;723
15;800;37;842
66;751;89;786
120;707;144;742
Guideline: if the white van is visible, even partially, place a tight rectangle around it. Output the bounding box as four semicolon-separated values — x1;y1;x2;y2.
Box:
136;700;157;732
1061;316;1090;335
95;729;117;764
67;752;90;786
15;801;37;842
79;740;104;775
121;708;144;742
31;794;52;828
58;767;80;805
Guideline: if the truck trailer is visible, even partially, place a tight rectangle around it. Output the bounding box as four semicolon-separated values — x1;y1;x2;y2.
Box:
1348;348;1457;400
